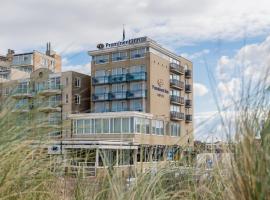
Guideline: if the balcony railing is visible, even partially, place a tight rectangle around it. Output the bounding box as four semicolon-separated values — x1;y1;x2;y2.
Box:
170;63;184;74
185;99;192;108
170;79;184;89
92;93;109;101
110;74;126;83
185;69;192;78
170;95;185;105
37;101;62;112
92;72;147;85
127;89;147;99
170;111;185;120
185;84;192;93
126;72;147;81
92;76;109;85
185;114;192;122
109;91;127;100
12;88;33;98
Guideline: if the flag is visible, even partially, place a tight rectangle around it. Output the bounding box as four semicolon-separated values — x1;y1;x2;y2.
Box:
123;25;125;41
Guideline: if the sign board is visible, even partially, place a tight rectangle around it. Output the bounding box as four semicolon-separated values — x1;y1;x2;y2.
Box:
97;37;147;49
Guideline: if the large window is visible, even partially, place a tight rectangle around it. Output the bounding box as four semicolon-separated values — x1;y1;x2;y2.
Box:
49;77;61;89
130;65;146;73
170;89;180;96
94;85;109;93
130;99;143;111
12;54;33;66
130;82;145;91
152;120;164;135
170;122;181;136
170;74;180;80
130;48;147;59
170;105;180;112
112;52;128;61
94;55;109;64
94;102;109;112
112;101;127;112
74;95;81;104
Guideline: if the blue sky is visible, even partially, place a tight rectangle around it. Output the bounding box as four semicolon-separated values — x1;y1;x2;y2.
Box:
1;0;270;141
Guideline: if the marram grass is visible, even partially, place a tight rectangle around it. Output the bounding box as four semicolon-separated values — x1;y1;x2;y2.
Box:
0;91;270;200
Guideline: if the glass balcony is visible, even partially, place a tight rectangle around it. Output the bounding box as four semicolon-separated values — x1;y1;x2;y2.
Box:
170;111;185;121
38;84;62;96
185;69;192;78
38;101;62;112
92;76;109;85
170;95;185;105
126;72;147;81
170;63;184;74
92;93;109;101
110;74;126;83
12;88;33;98
185;114;192;122
127;90;147;99
109;91;127;100
185;84;192;93
185;99;192;108
170;79;184;89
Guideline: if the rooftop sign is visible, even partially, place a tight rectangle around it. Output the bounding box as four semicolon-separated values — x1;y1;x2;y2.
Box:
97;37;147;49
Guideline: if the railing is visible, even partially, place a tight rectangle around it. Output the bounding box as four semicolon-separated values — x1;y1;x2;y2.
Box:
68;162;96;177
185;114;192;122
185;84;192;93
127;89;147;99
109;91;127;100
170;95;185;105
170;111;185;120
170;79;184;89
92;72;147;85
170;63;184;74
185;99;192;108
92;93;109;101
185;69;192;78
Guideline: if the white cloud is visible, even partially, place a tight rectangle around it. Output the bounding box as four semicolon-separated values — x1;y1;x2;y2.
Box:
181;49;210;60
216;35;270;108
1;0;270;53
62;63;91;75
194;83;209;97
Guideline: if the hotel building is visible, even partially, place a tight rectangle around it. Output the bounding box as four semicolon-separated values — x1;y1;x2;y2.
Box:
62;37;194;177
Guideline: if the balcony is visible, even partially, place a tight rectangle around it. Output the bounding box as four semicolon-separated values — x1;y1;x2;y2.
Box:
170;95;185;105
185;84;192;93
127;90;147;99
38;85;62;96
38;101;62;112
92;76;109;85
185;114;192;123
185;99;192;108
126;72;147;82
170;111;185;121
170;63;184;74
109;91;127;100
185;69;192;79
110;74;126;84
92;93;109;101
170;79;184;90
12;88;33;98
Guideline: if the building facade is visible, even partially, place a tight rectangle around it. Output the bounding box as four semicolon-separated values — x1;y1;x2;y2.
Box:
0;43;61;82
62;37;194;177
0;68;91;137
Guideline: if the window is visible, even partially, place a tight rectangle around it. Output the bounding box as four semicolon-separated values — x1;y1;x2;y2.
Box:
130;82;145;91
170;74;180;80
74;95;80;104
170;89;180;96
112;52;128;61
130;65;146;73
49;77;61;89
130;48;147;59
94;55;109;64
112;101;127;112
152;120;164;135
122;118;130;133
170;122;181;136
94;102;109;112
130;99;143;111
112;67;127;75
103;119;110;133
95;70;108;77
75;77;81;88
169;58;180;65
94;85;108;93
170;105;180;112
65;94;69;103
112;84;127;92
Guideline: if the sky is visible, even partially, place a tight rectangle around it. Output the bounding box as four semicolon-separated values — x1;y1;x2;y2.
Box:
1;0;270;141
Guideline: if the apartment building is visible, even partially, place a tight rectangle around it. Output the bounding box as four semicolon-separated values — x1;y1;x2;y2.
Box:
62;37;193;177
0;43;61;82
0;68;91;137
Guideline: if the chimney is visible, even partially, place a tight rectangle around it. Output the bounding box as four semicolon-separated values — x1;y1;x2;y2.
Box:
6;49;15;61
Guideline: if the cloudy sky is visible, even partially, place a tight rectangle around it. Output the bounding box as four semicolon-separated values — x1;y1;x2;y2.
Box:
1;0;270;141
